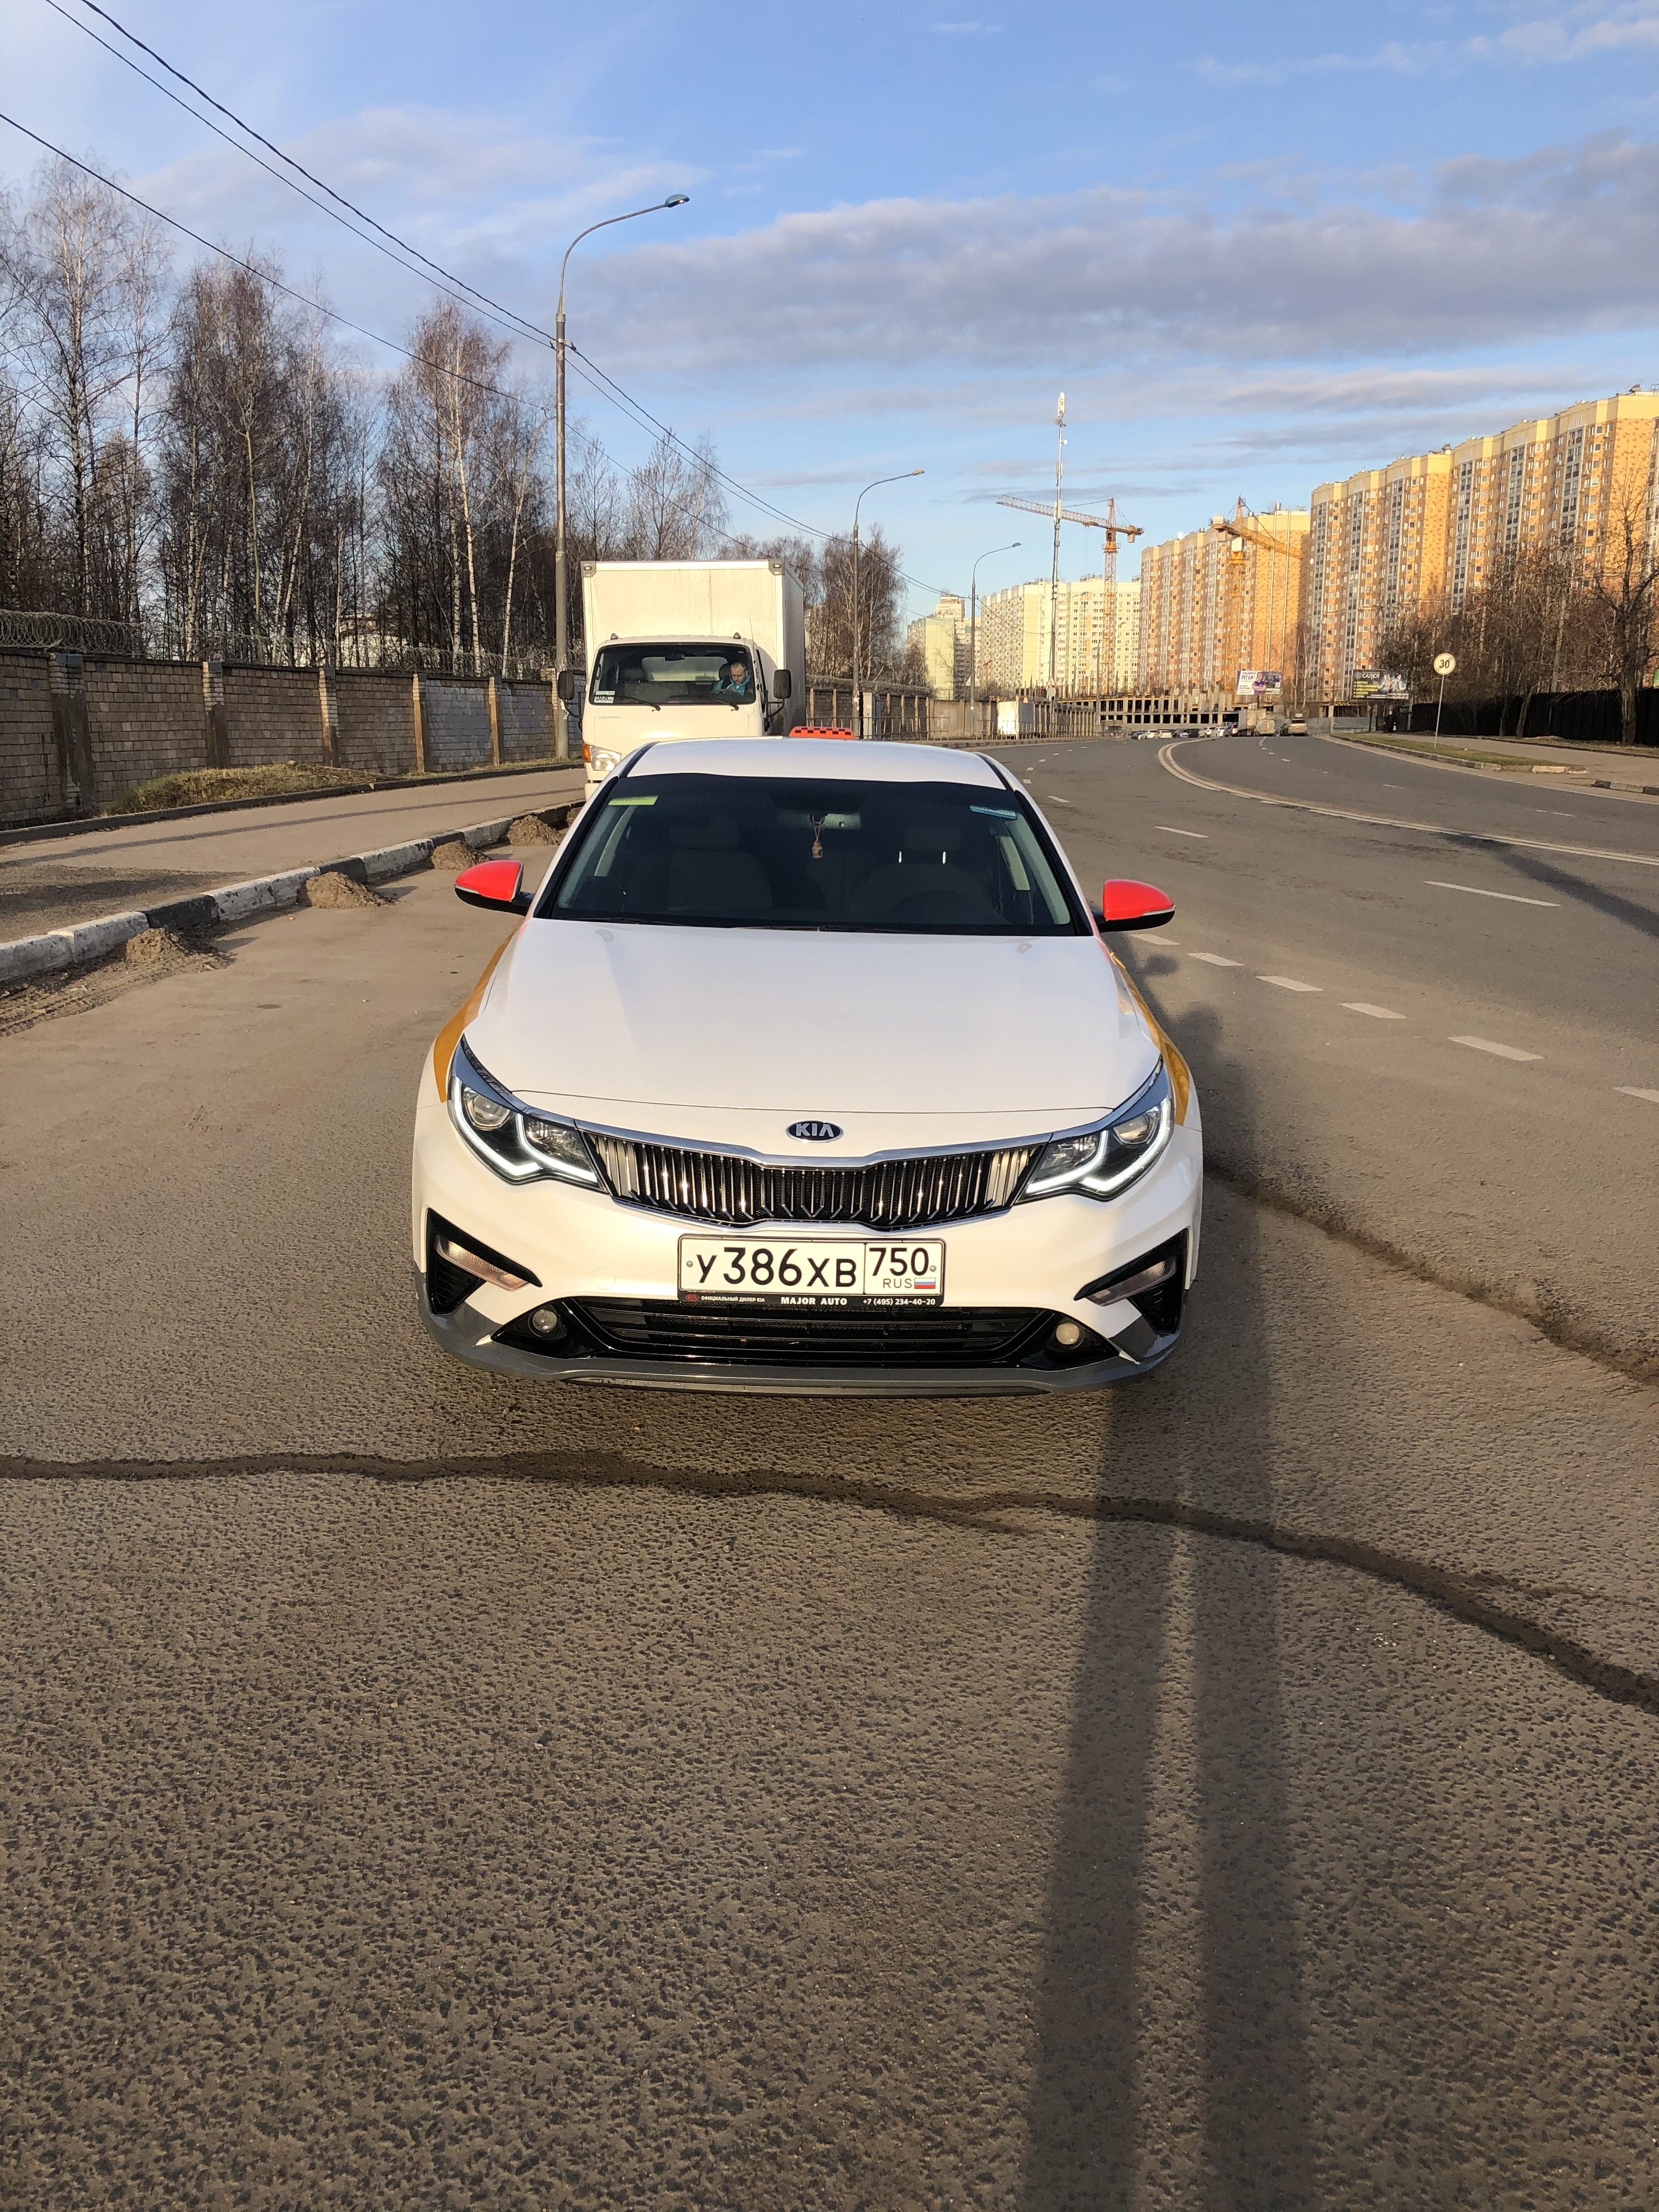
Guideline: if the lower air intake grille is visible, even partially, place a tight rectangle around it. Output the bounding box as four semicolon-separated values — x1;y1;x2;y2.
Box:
587;1136;1036;1229
562;1300;1051;1369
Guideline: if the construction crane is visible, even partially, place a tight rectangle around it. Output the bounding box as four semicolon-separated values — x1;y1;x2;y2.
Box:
1208;496;1305;706
997;487;1143;697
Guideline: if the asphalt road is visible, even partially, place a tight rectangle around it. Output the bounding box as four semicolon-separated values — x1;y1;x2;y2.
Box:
990;731;1659;1379
3;759;1657;2209
0;762;585;939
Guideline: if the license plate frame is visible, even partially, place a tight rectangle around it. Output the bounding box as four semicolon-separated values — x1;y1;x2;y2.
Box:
676;1235;946;1308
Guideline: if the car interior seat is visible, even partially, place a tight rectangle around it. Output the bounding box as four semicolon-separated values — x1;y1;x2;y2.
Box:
850;808;999;921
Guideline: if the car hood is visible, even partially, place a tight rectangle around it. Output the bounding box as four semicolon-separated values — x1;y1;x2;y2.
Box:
464;921;1160;1151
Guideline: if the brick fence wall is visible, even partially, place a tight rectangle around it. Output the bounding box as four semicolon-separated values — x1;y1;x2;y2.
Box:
496;679;555;760
422;680;493;770
224;666;331;771
336;672;416;778
80;662;206;806
0;659;58;820
0;651;564;823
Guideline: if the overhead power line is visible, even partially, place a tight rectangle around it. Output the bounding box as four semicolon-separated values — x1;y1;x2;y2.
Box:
52;0;950;590
0;115;815;572
49;0;554;347
0;113;524;405
2;86;947;595
46;0;840;542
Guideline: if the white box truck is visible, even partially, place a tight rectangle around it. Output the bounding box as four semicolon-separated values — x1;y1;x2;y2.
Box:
569;559;807;792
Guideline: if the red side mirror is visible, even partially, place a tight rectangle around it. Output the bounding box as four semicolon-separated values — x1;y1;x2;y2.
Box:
1099;878;1175;931
454;859;529;915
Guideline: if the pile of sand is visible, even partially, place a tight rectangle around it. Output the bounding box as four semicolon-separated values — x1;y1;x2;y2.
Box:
123;926;195;964
508;813;563;846
303;870;387;909
427;839;477;872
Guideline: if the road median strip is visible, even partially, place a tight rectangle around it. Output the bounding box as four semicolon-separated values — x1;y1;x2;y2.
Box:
0;801;583;986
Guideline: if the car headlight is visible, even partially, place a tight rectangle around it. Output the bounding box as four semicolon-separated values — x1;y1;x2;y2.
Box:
1020;1062;1174;1203
585;746;622;776
448;1035;601;1187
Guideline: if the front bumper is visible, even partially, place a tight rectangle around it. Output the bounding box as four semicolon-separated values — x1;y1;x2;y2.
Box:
411;1088;1202;1397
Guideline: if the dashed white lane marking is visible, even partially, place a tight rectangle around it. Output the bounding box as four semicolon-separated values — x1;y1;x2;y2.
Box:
1616;1086;1659;1104
1450;1035;1542;1062
1259;974;1322;992
1048;794;1073;805
1158;825;1208;837
1344;1002;1404;1019
1427;879;1559;907
1190;952;1242;967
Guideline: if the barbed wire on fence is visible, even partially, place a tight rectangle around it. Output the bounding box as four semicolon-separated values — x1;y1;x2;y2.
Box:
0;608;146;654
1;608;555;681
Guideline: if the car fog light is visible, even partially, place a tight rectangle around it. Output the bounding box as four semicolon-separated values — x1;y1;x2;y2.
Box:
528;1305;565;1338
1052;1319;1084;1348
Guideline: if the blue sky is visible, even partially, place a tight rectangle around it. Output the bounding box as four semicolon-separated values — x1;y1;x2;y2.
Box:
7;0;1658;615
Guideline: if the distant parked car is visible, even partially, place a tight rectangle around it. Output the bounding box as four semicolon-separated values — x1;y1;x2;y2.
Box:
413;738;1202;1396
1286;717;1308;736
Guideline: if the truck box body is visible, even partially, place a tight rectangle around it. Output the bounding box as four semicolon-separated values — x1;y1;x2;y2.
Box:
579;560;806;788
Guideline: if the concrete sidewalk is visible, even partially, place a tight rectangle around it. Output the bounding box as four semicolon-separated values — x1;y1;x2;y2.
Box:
1329;729;1659;784
2;764;585;940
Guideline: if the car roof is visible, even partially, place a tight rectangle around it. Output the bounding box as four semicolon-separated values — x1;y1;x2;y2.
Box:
621;739;1007;788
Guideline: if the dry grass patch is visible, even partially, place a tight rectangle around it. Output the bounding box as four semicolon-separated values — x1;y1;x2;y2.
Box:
109;763;370;814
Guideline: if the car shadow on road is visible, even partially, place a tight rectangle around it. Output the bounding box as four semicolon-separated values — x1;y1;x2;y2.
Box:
1483;844;1659;945
1022;991;1317;2209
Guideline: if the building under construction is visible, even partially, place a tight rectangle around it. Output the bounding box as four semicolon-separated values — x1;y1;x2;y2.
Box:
1138;507;1310;700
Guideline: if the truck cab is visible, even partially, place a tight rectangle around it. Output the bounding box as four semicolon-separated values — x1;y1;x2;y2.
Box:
575;560;807;793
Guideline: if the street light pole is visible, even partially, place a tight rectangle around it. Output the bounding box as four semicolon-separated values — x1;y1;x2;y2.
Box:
553;193;689;760
968;540;1020;739
850;469;923;738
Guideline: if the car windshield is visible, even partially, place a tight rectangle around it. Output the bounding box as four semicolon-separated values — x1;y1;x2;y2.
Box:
590;644;754;706
543;772;1086;934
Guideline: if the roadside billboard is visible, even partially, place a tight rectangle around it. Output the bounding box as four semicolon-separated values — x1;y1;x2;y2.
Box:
1236;670;1282;697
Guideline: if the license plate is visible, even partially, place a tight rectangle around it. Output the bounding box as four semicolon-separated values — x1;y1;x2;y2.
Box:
677;1236;945;1307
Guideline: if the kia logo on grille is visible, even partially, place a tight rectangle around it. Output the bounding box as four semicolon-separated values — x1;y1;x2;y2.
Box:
787;1120;842;1142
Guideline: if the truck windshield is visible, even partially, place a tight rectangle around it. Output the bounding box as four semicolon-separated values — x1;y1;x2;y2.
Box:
590;644;754;706
543;773;1087;935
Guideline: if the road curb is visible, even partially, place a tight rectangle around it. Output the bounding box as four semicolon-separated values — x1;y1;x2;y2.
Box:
0;802;582;986
1325;729;1659;794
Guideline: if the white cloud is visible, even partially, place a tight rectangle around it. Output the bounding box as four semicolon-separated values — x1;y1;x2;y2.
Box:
1485;7;1659;61
1194;6;1659;83
571;133;1659;376
1193;41;1437;87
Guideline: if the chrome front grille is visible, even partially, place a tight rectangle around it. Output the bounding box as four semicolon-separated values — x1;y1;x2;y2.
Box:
587;1134;1037;1228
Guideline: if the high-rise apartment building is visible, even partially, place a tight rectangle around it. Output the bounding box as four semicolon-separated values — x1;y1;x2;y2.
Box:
1137;509;1309;693
1306;388;1659;702
906;592;971;698
977;574;1140;695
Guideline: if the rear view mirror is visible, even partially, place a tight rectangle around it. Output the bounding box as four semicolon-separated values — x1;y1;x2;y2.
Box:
454;859;531;915
772;668;793;701
1097;878;1175;931
555;668;581;704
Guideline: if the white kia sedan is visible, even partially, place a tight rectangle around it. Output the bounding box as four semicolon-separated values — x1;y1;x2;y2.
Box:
411;738;1201;1394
